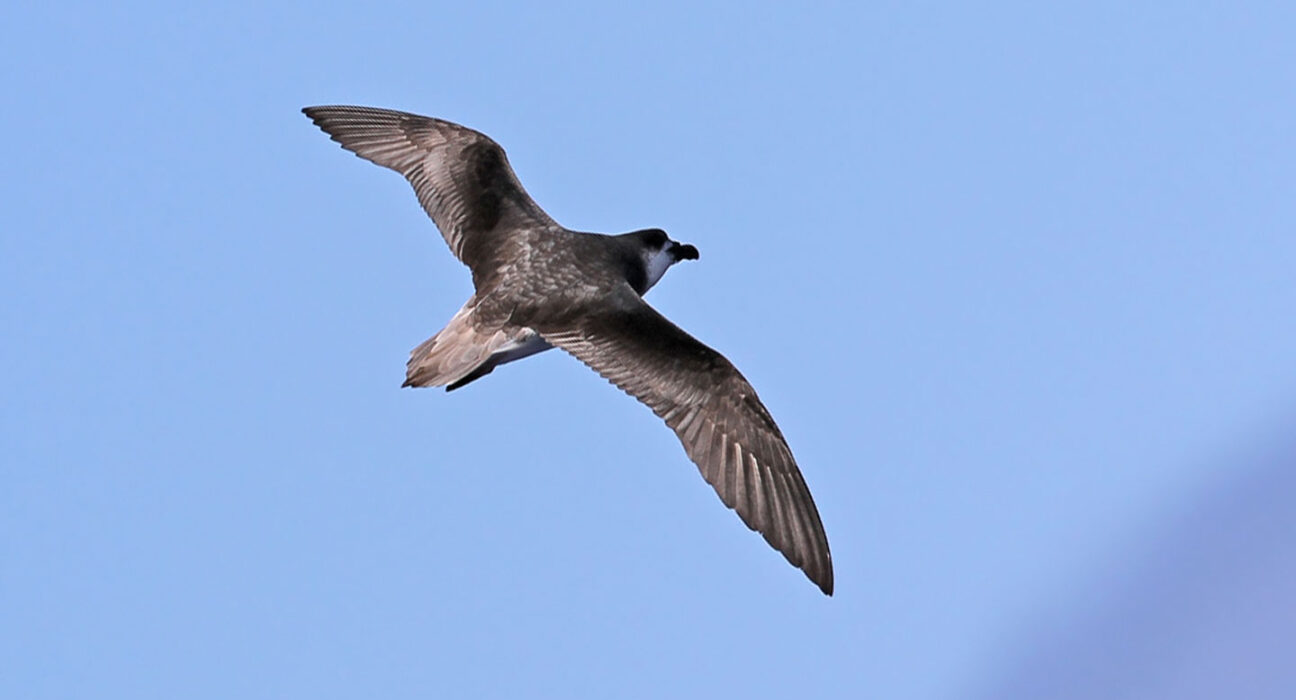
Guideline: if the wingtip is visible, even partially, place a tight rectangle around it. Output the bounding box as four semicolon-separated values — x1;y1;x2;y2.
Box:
818;576;834;597
301;105;347;122
800;547;834;595
301;106;325;127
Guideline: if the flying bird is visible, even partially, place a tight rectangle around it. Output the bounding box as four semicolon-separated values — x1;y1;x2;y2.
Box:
303;105;833;594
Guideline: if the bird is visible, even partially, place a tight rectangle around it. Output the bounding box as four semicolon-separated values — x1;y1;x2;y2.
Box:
302;105;833;595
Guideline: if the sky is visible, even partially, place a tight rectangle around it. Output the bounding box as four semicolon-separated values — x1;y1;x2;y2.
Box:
971;443;1296;700
3;2;1295;698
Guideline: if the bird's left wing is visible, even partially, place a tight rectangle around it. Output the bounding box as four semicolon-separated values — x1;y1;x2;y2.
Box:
534;285;834;594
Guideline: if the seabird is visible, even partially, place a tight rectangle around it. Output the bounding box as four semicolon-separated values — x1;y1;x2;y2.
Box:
303;105;834;595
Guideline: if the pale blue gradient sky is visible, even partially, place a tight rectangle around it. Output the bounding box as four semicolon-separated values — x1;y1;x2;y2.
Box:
3;3;1295;699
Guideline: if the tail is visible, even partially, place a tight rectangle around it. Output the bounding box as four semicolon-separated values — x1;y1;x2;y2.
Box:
403;299;516;389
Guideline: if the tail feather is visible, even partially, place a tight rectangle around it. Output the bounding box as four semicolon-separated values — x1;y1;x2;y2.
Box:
404;300;516;388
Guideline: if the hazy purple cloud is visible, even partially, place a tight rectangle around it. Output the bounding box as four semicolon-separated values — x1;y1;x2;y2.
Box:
976;439;1296;700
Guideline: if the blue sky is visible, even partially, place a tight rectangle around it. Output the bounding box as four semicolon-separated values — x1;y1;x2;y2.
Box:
3;2;1294;698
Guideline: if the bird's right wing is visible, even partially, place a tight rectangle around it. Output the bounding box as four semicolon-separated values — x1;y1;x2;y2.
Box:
535;285;833;594
303;106;559;271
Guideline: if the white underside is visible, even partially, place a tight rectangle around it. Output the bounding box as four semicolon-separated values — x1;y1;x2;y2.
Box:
489;331;553;367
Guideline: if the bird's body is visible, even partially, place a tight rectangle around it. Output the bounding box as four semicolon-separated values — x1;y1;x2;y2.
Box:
303;105;833;594
404;226;694;390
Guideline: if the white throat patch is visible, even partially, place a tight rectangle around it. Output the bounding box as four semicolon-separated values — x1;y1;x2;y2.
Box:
642;247;675;292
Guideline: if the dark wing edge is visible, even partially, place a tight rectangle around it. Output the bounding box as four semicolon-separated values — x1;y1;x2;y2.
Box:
301;105;559;268
536;287;834;595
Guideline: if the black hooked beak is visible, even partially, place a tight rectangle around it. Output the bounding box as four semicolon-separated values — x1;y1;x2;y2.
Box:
671;242;700;261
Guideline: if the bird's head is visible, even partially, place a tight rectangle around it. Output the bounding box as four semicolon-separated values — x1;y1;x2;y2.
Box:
625;228;699;293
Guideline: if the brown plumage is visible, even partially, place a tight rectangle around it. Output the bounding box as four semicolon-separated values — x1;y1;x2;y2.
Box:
304;105;833;594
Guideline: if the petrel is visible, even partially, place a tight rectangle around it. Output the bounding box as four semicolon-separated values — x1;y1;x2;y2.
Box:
303;105;834;594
